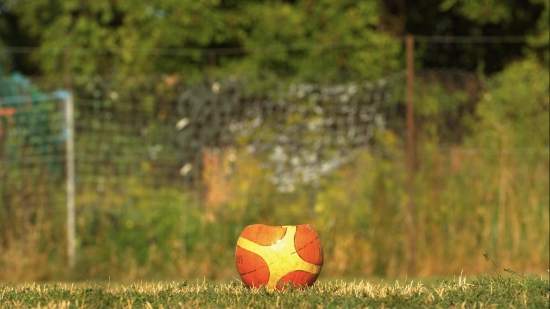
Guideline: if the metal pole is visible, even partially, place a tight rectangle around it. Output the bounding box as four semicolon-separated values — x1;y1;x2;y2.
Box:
65;92;76;269
405;34;416;275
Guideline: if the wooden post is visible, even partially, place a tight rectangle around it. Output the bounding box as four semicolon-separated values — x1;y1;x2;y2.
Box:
405;34;416;275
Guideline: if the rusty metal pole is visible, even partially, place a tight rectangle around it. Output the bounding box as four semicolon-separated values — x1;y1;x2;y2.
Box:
405;34;416;275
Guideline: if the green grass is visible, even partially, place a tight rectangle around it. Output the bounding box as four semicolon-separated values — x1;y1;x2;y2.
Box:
1;275;548;308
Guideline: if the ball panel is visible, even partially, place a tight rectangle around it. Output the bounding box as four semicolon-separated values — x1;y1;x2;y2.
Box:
235;246;270;288
277;270;319;289
240;224;287;246
294;224;324;266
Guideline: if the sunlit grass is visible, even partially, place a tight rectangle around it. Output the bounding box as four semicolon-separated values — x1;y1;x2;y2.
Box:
1;275;548;308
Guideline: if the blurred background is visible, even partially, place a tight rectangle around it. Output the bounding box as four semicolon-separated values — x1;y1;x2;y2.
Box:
0;0;548;282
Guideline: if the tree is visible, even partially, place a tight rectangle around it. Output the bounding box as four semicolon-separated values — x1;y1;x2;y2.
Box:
381;0;549;72
468;59;549;148
0;0;399;81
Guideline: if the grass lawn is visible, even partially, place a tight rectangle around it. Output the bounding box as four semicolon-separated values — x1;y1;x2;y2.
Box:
1;275;548;308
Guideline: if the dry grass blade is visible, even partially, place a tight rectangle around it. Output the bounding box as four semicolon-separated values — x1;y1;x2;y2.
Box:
0;275;548;308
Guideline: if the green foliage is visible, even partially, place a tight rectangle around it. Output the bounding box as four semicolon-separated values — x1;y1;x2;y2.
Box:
76;182;194;277
240;1;400;81
2;0;548;78
414;74;472;144
439;0;549;66
1;276;548;308
4;0;399;81
527;0;550;64
440;0;515;25
468;59;549;148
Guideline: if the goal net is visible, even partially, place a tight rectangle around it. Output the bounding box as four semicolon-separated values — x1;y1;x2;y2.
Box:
0;75;71;261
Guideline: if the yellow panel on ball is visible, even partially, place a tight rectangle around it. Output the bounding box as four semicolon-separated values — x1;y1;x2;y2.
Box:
235;224;323;289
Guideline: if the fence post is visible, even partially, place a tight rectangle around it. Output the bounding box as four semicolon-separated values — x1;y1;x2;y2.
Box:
65;92;76;269
406;34;416;275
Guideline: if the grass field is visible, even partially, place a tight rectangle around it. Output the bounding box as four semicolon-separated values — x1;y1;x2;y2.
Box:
1;275;548;308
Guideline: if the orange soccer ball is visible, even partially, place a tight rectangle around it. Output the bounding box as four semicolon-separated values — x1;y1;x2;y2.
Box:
235;224;323;289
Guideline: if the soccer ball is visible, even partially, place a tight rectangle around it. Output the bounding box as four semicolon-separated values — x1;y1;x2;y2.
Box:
235;224;323;289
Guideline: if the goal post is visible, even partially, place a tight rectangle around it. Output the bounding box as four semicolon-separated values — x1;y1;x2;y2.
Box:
60;91;76;269
0;89;76;269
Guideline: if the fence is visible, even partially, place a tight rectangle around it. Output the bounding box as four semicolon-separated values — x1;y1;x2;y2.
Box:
0;39;548;281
